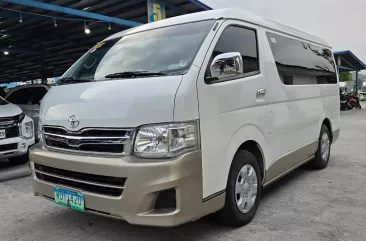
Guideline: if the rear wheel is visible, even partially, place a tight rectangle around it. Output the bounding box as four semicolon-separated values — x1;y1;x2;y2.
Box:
8;154;29;165
216;150;262;226
347;102;355;110
310;125;331;169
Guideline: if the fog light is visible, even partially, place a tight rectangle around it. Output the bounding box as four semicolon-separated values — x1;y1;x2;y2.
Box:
154;189;176;211
20;143;27;150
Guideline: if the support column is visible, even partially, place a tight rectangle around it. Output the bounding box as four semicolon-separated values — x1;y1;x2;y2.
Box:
40;42;47;84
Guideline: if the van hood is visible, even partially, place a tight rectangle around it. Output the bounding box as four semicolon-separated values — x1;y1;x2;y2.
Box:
0;102;22;118
41;76;183;129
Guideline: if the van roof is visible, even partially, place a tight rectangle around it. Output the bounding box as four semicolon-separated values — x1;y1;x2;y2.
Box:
104;8;330;48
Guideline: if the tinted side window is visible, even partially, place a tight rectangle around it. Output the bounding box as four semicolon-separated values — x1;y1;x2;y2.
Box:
6;89;32;105
307;45;337;84
207;26;259;81
267;32;337;85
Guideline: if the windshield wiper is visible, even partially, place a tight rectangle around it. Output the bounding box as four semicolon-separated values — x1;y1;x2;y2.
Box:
57;77;94;85
104;71;166;79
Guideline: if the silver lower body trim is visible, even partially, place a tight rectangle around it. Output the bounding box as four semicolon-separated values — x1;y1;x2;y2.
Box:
264;140;318;186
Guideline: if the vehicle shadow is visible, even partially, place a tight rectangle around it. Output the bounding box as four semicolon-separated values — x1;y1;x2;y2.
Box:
0;158;30;182
263;164;311;197
0;158;11;169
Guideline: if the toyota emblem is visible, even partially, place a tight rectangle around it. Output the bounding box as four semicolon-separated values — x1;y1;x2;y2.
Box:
68;115;80;128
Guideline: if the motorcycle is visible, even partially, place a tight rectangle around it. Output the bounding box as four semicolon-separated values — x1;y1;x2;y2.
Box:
349;93;362;109
340;92;349;111
340;92;362;111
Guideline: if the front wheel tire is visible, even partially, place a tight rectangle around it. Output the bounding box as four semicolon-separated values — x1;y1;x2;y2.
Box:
216;150;262;226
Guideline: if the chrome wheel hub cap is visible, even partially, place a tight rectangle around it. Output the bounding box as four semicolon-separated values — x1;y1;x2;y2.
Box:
321;133;330;161
235;164;258;213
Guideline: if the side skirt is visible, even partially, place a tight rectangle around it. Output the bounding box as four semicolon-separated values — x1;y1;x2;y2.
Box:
263;140;318;187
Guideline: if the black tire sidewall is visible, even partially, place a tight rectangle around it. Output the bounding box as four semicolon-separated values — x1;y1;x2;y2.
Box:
221;150;262;226
312;125;331;169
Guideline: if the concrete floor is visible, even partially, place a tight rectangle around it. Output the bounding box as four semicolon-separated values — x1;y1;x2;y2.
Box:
0;158;30;182
1;110;366;241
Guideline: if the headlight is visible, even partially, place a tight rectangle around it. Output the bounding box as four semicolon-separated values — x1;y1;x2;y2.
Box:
134;122;199;158
20;121;34;139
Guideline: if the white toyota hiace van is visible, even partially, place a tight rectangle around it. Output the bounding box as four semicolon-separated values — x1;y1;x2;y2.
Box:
30;9;340;227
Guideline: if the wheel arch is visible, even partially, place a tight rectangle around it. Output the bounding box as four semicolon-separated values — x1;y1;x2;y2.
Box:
225;124;268;186
322;118;333;143
237;140;266;183
318;109;333;142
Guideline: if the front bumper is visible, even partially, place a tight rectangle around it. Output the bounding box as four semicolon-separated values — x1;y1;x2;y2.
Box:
0;136;35;159
30;148;223;227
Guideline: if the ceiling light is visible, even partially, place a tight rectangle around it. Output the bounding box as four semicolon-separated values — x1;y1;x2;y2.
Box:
4;51;9;55
84;21;90;34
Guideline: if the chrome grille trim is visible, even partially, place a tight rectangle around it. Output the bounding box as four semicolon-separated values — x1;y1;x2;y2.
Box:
43;126;134;156
0;120;16;127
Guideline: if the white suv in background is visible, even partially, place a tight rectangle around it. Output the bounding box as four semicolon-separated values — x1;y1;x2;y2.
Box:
0;97;35;165
5;84;50;137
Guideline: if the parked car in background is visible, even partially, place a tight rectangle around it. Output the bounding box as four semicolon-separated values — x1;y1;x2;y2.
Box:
339;82;347;93
360;82;366;101
0;97;35;165
5;84;50;137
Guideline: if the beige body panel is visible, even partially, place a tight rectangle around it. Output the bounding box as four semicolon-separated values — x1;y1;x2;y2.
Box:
264;128;339;187
30;147;224;227
264;140;318;186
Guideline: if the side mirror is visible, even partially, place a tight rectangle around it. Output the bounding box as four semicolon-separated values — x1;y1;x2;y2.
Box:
210;52;243;80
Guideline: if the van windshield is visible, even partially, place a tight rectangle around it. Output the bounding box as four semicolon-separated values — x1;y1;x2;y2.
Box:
62;20;215;82
362;86;366;92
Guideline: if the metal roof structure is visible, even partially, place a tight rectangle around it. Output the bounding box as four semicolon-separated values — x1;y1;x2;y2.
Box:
333;50;366;72
0;0;211;83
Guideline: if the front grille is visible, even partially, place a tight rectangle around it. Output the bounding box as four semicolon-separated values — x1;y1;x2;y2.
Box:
0;143;17;152
43;126;133;155
0;113;22;139
0;113;24;126
35;164;125;197
4;126;19;138
45;140;124;153
43;127;128;137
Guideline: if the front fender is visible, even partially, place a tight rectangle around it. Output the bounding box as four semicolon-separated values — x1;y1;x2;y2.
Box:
224;124;269;183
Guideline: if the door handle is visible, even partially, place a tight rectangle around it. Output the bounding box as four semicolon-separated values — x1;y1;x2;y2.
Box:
257;88;266;96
